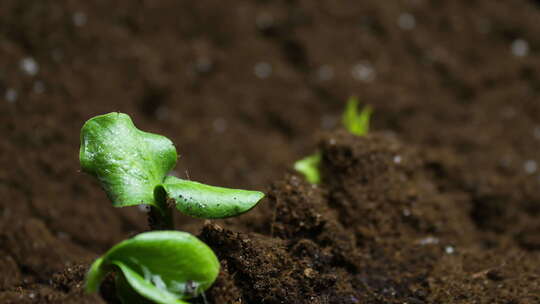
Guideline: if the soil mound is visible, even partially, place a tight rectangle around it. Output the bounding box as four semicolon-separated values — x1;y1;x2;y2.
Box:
201;131;539;304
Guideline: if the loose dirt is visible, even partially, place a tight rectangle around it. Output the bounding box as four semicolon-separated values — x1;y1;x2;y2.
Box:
1;1;539;303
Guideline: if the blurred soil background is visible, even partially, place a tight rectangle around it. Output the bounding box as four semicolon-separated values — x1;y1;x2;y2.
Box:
0;1;539;303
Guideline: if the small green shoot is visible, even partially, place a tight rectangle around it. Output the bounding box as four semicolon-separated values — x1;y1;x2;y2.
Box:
80;112;265;303
80;112;264;227
342;96;373;136
85;231;219;304
294;96;373;184
293;151;322;184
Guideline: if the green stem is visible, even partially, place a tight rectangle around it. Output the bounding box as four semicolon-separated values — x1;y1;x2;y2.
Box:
147;206;174;230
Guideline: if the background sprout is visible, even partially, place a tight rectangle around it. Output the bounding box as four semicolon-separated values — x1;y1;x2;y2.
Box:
80;112;264;229
294;96;373;184
85;231;220;304
342;96;373;136
293;151;322;184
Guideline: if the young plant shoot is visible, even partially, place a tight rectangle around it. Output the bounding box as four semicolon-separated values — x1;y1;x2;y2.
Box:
293;151;322;184
80;112;265;228
294;96;373;184
85;231;219;304
80;112;265;303
342;96;373;136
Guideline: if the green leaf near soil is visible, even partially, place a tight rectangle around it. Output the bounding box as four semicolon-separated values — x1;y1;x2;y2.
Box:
342;96;373;136
85;231;220;304
80;112;177;208
156;175;265;219
293;151;322;184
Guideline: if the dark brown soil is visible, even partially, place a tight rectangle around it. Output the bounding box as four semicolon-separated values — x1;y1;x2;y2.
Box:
1;1;539;303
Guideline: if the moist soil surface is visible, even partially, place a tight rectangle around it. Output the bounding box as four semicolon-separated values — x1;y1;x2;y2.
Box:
1;1;540;303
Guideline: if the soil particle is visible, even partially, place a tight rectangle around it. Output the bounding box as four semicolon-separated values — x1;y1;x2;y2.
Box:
0;251;21;289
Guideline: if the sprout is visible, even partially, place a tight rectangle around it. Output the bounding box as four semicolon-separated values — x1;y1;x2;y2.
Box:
294;97;373;184
80;112;264;227
342;96;372;136
293;151;322;185
85;231;219;304
80;112;265;303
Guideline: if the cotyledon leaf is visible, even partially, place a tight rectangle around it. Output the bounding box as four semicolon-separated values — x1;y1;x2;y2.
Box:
114;262;189;304
115;272;160;304
84;231;219;304
155;175;265;219
80;113;177;208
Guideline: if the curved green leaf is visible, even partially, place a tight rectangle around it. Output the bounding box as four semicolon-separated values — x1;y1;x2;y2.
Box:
156;176;265;219
114;262;189;304
342;96;372;136
293;151;322;184
80;113;177;207
115;272;163;304
84;231;219;303
85;257;106;293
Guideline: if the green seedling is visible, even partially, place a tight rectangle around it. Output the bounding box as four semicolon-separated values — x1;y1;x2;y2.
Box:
80;112;264;227
85;231;219;304
294;96;373;184
342;96;373;136
80;112;265;303
293;151;322;184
